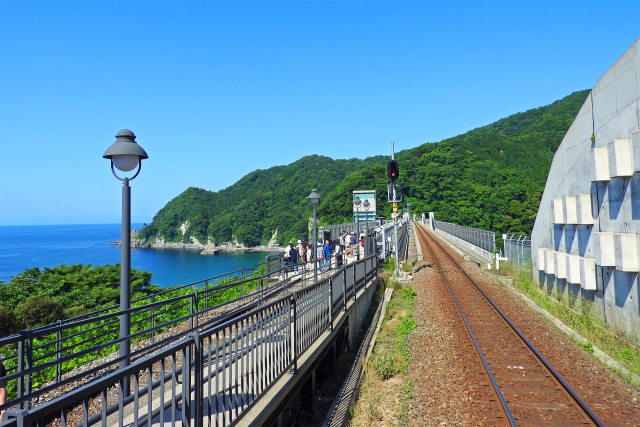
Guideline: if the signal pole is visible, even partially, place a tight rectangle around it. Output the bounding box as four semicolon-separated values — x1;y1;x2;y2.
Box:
389;141;400;277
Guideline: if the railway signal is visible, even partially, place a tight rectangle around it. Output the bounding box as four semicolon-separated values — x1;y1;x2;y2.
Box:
387;160;399;182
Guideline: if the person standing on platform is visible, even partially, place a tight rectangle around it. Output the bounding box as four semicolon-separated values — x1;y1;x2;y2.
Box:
296;240;305;270
335;242;343;268
306;242;313;270
0;361;7;422
283;243;291;272
289;244;299;272
323;239;332;271
316;241;324;272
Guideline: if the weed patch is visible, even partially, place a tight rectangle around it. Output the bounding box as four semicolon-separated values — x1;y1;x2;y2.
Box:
349;273;416;425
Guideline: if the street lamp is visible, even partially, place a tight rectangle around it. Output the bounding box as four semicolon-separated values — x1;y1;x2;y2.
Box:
363;199;370;226
362;199;370;258
307;189;321;283
354;196;362;260
103;129;148;387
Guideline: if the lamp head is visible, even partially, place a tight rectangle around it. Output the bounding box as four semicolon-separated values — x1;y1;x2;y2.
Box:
307;189;321;205
103;129;148;175
353;196;362;207
363;199;370;209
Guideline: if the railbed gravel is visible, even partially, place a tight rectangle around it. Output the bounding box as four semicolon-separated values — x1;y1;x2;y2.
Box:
407;232;640;425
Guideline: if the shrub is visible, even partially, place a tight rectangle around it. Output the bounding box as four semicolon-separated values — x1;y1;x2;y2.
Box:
64;306;88;320
16;296;64;329
0;305;19;336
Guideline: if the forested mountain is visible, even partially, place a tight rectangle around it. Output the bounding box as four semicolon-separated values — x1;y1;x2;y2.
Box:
139;89;590;246
138;155;387;246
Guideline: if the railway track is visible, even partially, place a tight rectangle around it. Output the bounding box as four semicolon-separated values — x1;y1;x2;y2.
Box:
415;225;604;426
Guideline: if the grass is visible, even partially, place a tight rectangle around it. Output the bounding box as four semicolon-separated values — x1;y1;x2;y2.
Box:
501;262;640;381
401;259;416;272
349;269;417;425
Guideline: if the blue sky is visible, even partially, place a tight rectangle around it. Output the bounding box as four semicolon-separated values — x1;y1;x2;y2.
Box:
0;0;638;225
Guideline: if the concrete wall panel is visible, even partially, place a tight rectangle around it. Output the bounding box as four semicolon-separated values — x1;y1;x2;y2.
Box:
592;147;610;181
567;254;581;284
614;233;640;272
609;139;633;177
538;248;546;270
580;257;597;290
532;38;640;345
577;194;594;225
597;232;616;266
545;249;556;275
553;198;565;224
556;252;567;279
633;131;640;173
565;196;578;224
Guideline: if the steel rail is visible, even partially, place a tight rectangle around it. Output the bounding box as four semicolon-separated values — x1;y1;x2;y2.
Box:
416;224;516;426
418;224;604;426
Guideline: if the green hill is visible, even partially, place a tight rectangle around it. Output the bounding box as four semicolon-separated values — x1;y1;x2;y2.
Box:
139;89;589;245
138;155;387;246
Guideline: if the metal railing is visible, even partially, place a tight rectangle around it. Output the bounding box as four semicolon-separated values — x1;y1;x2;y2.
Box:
503;234;532;271
320;221;377;239
434;220;495;253
0;257;288;414
398;223;409;263
2;255;379;426
0;247;376;417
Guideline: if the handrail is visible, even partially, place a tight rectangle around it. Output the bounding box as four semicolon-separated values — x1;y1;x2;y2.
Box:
2;254;380;426
0;259;284;410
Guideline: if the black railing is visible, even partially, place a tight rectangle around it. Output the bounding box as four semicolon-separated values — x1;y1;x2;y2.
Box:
0;257;287;413
2;255;379;426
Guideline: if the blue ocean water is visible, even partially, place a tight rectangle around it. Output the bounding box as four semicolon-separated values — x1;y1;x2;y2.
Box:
0;224;276;287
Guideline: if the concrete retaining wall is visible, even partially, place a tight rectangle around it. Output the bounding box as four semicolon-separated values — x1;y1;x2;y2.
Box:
531;37;640;345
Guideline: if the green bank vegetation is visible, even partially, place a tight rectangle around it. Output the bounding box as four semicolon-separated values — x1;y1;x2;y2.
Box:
0;263;265;399
138;90;590;247
502;262;640;383
0;264;159;336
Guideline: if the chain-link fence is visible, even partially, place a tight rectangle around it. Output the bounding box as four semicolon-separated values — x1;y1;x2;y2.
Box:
434;220;495;252
503;234;531;271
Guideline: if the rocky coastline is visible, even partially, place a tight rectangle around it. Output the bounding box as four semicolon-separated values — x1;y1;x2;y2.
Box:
114;230;281;256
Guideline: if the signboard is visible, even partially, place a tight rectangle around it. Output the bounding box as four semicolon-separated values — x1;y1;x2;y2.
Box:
353;190;377;223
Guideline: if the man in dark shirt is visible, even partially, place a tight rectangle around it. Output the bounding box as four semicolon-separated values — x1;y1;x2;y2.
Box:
0;361;6;422
289;245;299;272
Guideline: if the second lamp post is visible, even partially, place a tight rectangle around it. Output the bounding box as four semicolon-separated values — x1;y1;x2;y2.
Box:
307;189;321;283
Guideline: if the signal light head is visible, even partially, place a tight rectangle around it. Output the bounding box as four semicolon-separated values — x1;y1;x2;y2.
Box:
387;160;399;182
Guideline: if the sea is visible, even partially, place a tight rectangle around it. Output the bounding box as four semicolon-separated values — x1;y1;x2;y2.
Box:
0;224;278;288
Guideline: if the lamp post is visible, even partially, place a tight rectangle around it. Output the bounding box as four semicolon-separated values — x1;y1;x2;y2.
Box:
362;199;370;257
353;196;362;260
407;201;411;222
307;189;321;283
103;130;148;392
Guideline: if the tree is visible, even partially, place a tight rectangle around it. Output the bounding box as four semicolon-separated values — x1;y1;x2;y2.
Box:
17;296;64;329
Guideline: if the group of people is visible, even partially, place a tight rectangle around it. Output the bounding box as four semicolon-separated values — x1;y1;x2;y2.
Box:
282;231;365;274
